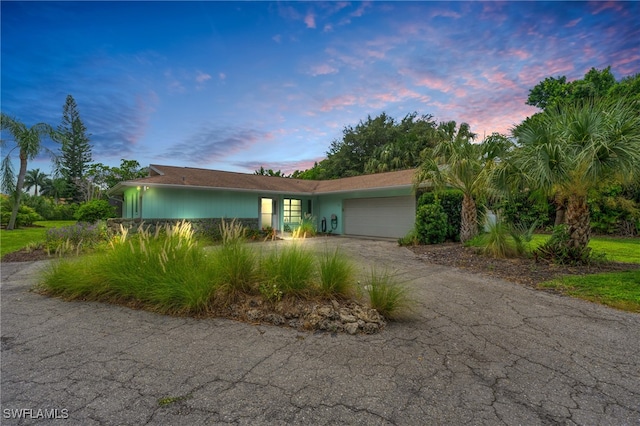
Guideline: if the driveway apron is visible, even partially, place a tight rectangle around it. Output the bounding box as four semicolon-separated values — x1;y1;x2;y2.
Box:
1;237;639;425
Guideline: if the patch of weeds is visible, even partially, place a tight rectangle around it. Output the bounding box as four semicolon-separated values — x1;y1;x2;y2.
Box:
397;228;419;246
158;394;192;406
259;281;283;303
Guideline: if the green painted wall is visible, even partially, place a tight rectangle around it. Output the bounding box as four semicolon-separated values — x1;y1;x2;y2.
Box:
123;187;259;219
315;187;414;235
121;186;414;236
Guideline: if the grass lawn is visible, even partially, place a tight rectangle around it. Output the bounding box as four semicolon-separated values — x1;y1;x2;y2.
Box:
531;234;640;312
1;221;76;257
539;271;640;313
530;234;640;263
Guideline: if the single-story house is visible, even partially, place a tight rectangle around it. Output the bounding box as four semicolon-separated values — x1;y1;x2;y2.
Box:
109;165;418;239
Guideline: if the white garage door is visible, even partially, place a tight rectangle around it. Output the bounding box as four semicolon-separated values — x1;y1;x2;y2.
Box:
343;196;416;239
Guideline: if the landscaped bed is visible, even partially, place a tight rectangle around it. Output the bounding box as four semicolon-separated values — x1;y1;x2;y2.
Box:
410;239;640;313
29;221;405;334
410;242;639;288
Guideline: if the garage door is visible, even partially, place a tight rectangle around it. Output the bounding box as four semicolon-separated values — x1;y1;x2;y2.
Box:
343;196;416;239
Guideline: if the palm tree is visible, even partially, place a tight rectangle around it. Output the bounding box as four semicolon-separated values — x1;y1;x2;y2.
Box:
511;99;640;256
40;177;68;203
23;168;48;196
415;122;508;242
1;114;55;230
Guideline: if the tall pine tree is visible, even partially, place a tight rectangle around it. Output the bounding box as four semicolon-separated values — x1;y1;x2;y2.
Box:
58;95;92;202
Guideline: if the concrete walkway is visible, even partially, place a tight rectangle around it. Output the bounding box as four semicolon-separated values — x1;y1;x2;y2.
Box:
1;237;639;425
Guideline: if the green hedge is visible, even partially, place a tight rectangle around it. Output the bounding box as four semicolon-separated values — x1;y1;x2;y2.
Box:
416;203;447;244
418;190;463;242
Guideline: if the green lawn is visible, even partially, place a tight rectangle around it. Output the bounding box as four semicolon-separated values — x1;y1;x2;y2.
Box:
1;221;76;257
530;234;640;263
531;234;640;312
539;271;640;313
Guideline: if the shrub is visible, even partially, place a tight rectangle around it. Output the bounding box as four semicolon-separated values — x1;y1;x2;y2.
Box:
21;194;56;220
50;203;78;221
260;244;316;295
419;190;463;241
1;196;43;227
493;191;552;230
44;221;109;255
534;225;596;265
318;248;355;297
363;268;409;319
292;213;317;238
416;203;447;244
212;241;258;296
589;184;640;236
75;200;116;223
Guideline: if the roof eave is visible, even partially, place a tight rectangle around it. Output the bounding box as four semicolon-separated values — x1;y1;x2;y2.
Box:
109;182;315;196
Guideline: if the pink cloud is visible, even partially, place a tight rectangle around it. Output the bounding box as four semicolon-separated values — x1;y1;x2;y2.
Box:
482;69;520;91
325;47;365;69
237;158;325;175
508;49;532;60
590;1;625;15
412;74;462;95
611;52;640;76
304;12;316;29
517;58;576;87
372;87;431;105
320;94;358;112
309;63;338;76
565;18;582;28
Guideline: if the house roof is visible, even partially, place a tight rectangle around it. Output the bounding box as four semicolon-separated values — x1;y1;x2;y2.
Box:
109;164;417;196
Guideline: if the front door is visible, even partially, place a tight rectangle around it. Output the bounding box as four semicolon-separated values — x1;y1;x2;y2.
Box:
260;198;278;230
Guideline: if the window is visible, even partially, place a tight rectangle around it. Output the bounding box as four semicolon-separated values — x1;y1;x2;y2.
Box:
283;199;301;223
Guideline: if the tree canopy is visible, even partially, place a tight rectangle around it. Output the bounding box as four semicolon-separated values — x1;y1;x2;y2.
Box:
293;112;439;180
526;66;638;111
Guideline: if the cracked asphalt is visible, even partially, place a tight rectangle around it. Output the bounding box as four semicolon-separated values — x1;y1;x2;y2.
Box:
1;237;639;425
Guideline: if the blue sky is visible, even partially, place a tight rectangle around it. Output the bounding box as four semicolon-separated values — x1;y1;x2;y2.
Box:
2;1;639;176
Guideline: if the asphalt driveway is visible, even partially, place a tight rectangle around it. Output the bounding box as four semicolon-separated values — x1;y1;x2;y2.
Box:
1;237;639;425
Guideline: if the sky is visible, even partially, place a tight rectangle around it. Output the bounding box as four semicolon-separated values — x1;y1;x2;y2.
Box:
1;1;639;177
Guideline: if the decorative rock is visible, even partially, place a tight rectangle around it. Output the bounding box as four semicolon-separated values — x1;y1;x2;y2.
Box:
316;306;332;317
246;309;263;321
362;323;380;334
344;322;359;335
263;313;285;325
340;313;357;323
